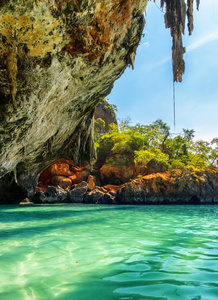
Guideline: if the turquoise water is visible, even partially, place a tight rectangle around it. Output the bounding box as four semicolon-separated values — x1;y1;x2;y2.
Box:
0;205;218;300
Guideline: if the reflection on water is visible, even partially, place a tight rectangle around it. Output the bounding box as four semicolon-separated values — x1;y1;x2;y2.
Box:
0;205;218;299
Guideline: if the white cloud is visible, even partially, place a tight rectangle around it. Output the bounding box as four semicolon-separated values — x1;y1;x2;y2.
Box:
139;41;150;49
145;55;171;72
142;41;150;48
186;31;218;53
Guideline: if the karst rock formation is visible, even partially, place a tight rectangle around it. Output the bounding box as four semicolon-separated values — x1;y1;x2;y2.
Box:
0;0;199;203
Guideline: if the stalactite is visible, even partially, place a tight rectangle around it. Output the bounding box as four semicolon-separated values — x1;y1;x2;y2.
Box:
153;0;200;82
13;167;19;185
187;0;194;35
161;0;186;82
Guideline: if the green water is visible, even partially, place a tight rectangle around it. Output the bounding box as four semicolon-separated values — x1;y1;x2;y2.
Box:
0;205;218;300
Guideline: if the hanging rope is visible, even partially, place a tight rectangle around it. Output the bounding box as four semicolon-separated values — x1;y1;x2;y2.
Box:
173;81;176;130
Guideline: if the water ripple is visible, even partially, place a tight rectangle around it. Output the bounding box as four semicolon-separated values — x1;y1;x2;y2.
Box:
0;205;218;299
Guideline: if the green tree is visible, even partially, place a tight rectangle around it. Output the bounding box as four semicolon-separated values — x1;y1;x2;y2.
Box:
183;128;195;141
134;148;169;166
210;138;218;166
192;140;212;166
94;114;217;174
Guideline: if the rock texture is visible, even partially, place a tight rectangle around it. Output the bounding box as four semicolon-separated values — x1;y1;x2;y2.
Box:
94;98;117;132
116;171;218;204
0;0;201;203
160;0;200;82
0;0;147;203
33;169;218;205
99;163;141;185
33;155;218;205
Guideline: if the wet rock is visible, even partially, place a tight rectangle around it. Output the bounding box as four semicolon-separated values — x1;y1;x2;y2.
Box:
84;188;105;204
67;181;88;203
45;186;68;203
100;193;117;204
85;187;117;204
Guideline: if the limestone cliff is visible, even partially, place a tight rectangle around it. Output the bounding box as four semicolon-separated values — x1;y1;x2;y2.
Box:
0;0;199;203
116;171;218;205
94;98;117;133
0;0;147;203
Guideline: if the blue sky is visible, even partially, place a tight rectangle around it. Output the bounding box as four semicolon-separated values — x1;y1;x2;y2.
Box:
108;0;218;142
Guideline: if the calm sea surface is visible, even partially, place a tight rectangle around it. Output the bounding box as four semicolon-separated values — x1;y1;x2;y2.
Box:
0;205;218;300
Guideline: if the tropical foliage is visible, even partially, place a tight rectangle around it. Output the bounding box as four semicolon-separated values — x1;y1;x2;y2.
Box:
94;117;218;173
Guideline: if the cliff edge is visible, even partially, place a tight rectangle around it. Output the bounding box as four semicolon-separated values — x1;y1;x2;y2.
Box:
0;0;201;203
0;0;146;203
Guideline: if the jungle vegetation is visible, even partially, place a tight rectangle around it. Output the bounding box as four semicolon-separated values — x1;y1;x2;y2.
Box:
94;117;218;175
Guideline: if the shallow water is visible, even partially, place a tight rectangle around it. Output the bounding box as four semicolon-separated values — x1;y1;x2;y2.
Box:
0;205;218;300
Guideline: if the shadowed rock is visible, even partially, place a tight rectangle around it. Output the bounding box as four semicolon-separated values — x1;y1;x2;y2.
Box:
0;0;200;203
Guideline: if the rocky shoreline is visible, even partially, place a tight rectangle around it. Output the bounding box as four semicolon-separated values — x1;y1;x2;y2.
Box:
27;158;218;205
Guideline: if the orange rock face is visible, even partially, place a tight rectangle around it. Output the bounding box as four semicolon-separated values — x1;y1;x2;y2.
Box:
38;158;75;185
38;166;53;185
74;170;90;184
103;185;122;193
87;175;96;190
69;174;77;183
51;176;72;189
37;158;91;190
50;163;73;177
100;164;140;185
